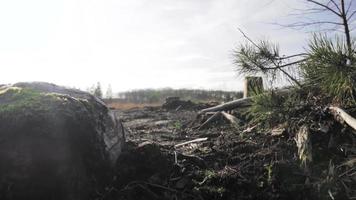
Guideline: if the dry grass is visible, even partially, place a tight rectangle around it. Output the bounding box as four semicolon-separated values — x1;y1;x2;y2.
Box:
107;102;161;110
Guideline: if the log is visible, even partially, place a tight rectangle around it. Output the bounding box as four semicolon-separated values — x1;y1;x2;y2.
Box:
243;76;264;98
329;106;356;132
199;98;252;113
199;88;291;114
221;111;240;128
174;137;208;148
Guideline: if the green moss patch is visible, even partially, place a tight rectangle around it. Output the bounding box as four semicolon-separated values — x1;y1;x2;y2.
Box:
0;87;60;116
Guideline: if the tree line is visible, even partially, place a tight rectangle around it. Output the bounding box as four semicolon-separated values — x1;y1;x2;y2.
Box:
115;88;243;104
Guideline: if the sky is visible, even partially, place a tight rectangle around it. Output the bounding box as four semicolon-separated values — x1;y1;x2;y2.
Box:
0;0;316;92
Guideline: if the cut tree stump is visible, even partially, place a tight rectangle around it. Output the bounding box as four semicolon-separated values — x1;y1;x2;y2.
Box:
243;76;264;98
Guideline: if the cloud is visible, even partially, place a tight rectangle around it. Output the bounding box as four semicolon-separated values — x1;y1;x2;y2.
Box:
0;0;310;92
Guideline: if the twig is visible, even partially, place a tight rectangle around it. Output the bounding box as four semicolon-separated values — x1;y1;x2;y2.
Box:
174;138;208;148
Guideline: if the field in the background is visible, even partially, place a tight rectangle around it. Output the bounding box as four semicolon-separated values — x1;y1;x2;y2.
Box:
104;89;243;110
106;102;161;110
115;89;243;104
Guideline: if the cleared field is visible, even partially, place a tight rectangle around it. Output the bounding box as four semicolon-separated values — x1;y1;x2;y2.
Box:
106;102;161;110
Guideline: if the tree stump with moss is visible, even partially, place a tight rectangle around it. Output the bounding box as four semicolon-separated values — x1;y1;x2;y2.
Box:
243;76;264;98
0;82;125;200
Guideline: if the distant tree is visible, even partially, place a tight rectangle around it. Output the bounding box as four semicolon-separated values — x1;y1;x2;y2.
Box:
91;82;103;99
105;84;113;99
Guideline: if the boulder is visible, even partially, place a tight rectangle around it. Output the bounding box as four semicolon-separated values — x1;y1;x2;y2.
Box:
0;82;125;200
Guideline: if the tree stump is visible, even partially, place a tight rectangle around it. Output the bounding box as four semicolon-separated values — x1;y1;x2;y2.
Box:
243;76;264;98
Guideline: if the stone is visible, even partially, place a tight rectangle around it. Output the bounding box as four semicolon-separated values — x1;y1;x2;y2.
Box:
0;82;125;200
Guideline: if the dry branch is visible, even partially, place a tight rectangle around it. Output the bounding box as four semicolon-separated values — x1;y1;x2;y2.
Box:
221;111;240;128
199;98;252;114
197;111;222;130
174;138;208;148
329;106;356;132
200;88;292;114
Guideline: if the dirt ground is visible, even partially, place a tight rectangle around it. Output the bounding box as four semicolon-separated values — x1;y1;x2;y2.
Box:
99;102;355;200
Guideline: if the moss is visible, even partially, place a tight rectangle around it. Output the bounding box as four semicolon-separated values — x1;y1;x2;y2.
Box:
0;86;22;95
0;87;61;115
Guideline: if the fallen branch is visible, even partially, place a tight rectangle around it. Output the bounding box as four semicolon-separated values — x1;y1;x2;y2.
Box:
197;111;222;130
199;88;291;114
199;98;252;113
221;111;240;128
174;137;208;148
329;106;356;132
242;125;257;133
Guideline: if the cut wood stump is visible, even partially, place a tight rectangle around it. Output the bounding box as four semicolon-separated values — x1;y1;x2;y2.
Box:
243;76;264;98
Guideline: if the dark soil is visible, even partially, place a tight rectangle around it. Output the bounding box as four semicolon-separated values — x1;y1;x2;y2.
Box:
101;104;356;200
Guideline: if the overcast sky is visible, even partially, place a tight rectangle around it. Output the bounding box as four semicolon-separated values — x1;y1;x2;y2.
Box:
0;0;313;92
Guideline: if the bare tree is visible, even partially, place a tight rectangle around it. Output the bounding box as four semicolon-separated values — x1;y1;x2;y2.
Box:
105;84;113;99
281;0;355;56
93;82;103;98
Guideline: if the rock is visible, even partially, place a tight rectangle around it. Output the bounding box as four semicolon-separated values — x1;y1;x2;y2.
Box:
0;82;125;200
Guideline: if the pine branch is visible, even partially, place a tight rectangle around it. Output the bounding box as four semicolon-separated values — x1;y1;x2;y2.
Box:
237;28;303;87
